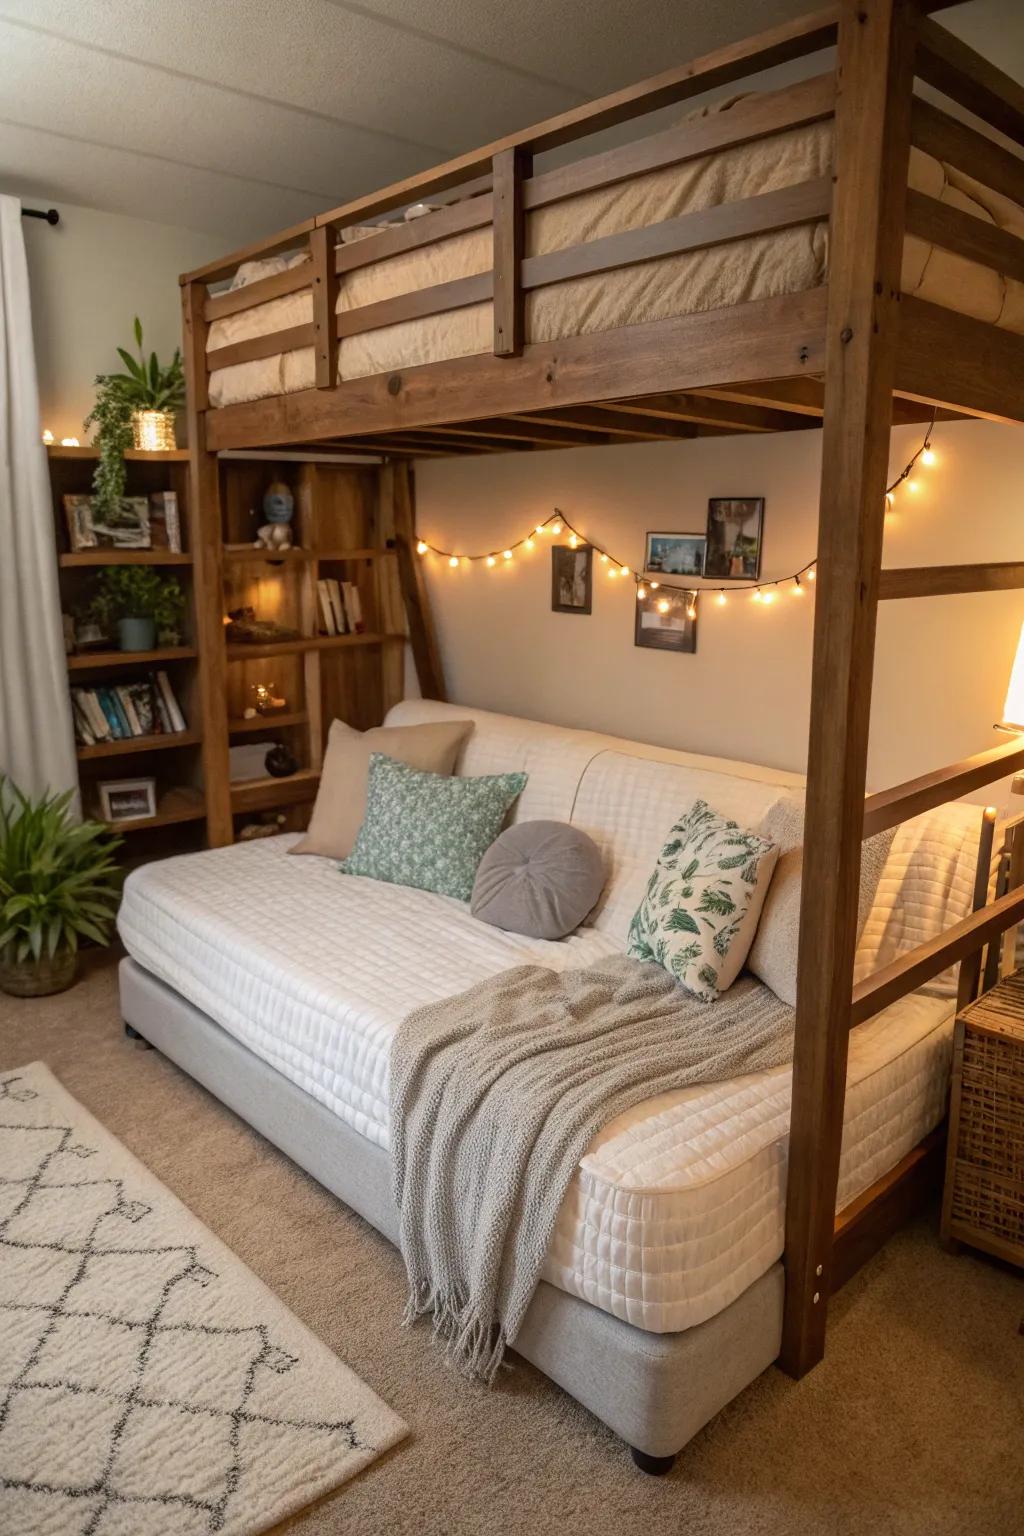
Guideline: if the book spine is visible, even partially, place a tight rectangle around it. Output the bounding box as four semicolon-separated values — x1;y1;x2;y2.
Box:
344;581;365;634
116;686;142;737
80;689;112;742
70;691;96;746
316;579;336;636
327;579;347;634
155;670;187;733
150;674;172;734
163;491;181;554
95;689;126;739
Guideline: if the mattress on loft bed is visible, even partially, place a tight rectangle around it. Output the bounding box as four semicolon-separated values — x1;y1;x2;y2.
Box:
206;98;1024;410
118;831;954;1337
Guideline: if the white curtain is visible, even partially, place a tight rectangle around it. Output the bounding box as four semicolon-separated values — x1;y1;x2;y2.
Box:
0;195;77;801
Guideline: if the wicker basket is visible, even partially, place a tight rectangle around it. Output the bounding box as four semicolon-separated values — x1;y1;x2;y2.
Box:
943;972;1024;1266
0;949;78;998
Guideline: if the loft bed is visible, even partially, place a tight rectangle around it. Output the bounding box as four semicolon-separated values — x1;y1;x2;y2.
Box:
160;0;1024;1460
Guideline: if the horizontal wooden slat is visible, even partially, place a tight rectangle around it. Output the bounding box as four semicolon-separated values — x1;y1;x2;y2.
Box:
204;262;313;322
850;885;1024;1027
181;220;315;287
305;7;838;236
204;287;828;449
207;324;314;372
421;417;599;447
334;195;494;275
521;178;831;291
514;406;697;440
862;737;1024;840
607;391;813;433
905;189;1024;285
916;17;1024;147
878;561;1024;599
830;1130;945;1292
226;633;403;661
336;272;492;340
910;97;1024;210
524;74;836;213
896;296;1024;424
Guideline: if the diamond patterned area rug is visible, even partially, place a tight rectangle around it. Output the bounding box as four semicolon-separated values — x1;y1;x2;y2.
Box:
0;1062;407;1535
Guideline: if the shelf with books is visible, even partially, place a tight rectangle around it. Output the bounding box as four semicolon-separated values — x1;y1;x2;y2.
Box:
100;804;207;834
225;633;399;662
67;646;197;671
77;729;201;761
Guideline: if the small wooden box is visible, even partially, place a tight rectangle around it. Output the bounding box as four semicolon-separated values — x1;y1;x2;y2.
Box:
941;970;1024;1268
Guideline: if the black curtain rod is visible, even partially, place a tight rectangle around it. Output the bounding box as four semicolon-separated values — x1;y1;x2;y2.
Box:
22;207;60;226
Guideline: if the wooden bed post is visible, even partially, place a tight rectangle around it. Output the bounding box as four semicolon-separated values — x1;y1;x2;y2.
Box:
780;0;918;1378
181;280;233;847
493;147;532;357
311;225;340;389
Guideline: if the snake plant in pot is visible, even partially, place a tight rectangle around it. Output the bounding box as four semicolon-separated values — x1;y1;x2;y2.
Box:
0;779;123;998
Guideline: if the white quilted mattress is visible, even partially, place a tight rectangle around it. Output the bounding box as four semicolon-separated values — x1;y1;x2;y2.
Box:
119;835;954;1336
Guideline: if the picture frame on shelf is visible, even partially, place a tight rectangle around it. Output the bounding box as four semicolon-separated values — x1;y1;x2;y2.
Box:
551;545;593;615
703;497;765;580
634;587;698;653
643;532;706;578
63;494;151;552
97;777;157;823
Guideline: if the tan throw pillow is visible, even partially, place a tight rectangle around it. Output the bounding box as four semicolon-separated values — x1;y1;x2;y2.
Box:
290;718;473;860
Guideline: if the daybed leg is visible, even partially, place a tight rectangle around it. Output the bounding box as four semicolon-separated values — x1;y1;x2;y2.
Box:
123;1022;152;1050
630;1448;676;1477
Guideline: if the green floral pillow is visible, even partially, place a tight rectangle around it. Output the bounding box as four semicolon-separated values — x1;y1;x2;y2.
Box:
626;799;779;1002
342;753;528;901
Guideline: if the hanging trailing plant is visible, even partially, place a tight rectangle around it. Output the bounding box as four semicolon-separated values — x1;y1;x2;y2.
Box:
83;318;186;517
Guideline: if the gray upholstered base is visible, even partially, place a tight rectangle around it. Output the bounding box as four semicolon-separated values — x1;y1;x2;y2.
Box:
119;957;784;1460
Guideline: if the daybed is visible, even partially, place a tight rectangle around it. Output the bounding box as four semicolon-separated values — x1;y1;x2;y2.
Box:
118;700;980;1466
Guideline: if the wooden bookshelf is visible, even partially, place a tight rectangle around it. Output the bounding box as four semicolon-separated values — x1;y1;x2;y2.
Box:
49;444;210;856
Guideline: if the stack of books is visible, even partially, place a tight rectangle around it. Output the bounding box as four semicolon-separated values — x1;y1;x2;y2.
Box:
70;671;187;746
316;578;365;637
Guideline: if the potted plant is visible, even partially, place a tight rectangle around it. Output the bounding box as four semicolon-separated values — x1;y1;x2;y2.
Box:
83;318;186;518
89;566;186;652
0;779;123;998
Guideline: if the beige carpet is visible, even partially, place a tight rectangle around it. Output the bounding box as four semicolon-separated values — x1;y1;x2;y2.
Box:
2;952;1022;1536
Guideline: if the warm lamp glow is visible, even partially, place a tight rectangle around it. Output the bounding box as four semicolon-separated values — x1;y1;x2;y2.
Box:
502;549;513;561
1002;621;1024;730
417;540;428;554
448;556;459;568
486;554;496;566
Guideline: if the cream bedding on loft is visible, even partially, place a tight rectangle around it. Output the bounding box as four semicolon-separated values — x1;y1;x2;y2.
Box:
206;100;1024;410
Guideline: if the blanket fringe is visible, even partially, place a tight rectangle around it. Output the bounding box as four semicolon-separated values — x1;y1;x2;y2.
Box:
404;1279;508;1384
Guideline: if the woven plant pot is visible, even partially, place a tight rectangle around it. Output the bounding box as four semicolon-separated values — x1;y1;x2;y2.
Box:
131;409;177;452
0;949;78;998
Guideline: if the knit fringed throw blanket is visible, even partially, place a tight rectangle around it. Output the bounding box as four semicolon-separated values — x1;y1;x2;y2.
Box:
390;954;794;1383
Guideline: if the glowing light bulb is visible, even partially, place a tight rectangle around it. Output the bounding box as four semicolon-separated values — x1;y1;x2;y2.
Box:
608;567;618;578
568;533;578;548
762;589;777;605
752;589;763;603
535;525;544;535
551;521;562;535
885;492;895;513
417;540;428;555
656;599;670;615
921;446;936;466
448;556;459;568
807;568;816;582
525;538;535;551
60;437;79;447
792;578;804;596
637;584;648;600
907;478;920;494
686;604;697;620
41;428;54;445
619;566;629;577
503;549;513;561
649;580;659;590
716;591;727;607
599;553;609;564
486;555;496;567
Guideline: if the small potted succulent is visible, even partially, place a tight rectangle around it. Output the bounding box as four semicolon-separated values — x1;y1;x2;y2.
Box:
89;566;186;652
0;778;123;998
84;317;186;517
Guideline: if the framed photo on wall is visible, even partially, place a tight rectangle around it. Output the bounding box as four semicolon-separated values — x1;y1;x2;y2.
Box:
551;544;593;614
703;497;765;580
643;532;706;578
634;587;697;653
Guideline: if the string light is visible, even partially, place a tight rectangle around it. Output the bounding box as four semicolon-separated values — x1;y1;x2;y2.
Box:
637;584;648;600
503;549;513;561
486;554;496;566
716;591;727;606
417;540;428;554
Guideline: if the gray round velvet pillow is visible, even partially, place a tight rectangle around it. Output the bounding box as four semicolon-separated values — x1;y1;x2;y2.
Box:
470;820;605;940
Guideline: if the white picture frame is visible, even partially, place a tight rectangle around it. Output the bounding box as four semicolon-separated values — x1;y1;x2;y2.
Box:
98;777;157;823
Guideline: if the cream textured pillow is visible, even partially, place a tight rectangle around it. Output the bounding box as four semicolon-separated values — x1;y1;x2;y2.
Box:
747;794;896;1006
626;799;779;1003
290;718;473;860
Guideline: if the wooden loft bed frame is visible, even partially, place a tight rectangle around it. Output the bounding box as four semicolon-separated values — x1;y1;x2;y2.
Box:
179;0;1024;1388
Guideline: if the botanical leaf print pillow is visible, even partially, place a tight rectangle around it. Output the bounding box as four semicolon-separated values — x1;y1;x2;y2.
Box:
342;753;528;901
626;799;779;1002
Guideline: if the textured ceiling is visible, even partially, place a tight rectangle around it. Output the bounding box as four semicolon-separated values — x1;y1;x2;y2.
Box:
0;0;1020;242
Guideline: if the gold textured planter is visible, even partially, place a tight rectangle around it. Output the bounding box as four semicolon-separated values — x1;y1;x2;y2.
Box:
132;409;177;452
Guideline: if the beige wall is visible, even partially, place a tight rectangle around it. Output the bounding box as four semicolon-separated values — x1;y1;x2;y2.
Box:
20;200;221;443
414;418;1024;809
